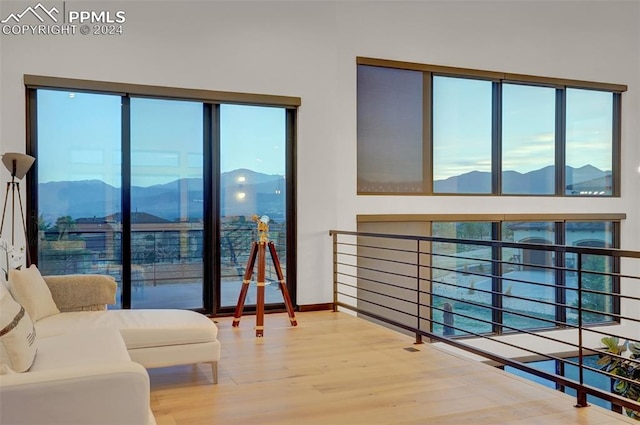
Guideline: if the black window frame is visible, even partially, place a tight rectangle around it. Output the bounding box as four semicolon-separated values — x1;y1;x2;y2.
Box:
25;76;299;316
357;57;625;197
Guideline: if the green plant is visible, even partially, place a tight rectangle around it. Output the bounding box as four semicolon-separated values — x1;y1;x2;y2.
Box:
577;255;613;323
598;336;640;419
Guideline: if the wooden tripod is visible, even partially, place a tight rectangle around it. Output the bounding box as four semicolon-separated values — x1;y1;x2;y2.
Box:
232;238;297;337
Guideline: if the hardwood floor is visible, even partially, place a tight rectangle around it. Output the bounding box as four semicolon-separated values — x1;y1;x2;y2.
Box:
150;311;634;425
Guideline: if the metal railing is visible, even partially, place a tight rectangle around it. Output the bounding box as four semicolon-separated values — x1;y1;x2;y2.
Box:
38;222;287;284
330;230;640;415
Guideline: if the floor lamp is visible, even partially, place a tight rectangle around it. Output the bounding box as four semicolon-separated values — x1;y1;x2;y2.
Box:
0;152;36;266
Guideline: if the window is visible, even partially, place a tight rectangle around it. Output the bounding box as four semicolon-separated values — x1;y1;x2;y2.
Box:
356;58;624;196
565;89;614;195
502;84;556;195
431;222;493;335
357;65;424;193
564;221;617;324
357;215;621;337
433;77;492;194
28;77;299;314
502;221;556;330
430;219;618;336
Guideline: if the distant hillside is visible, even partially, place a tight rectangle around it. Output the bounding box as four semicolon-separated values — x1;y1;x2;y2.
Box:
39;169;285;224
39;164;609;223
434;165;608;194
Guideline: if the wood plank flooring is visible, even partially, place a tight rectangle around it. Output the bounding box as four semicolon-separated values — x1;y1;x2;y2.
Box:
149;311;635;425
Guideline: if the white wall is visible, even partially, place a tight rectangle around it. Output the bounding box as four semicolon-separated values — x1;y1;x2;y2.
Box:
1;0;639;306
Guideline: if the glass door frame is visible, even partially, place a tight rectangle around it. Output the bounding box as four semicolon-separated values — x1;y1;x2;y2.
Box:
25;80;298;316
208;104;298;315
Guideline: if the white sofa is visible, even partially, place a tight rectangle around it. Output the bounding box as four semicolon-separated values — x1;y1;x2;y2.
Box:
0;265;221;425
1;327;155;425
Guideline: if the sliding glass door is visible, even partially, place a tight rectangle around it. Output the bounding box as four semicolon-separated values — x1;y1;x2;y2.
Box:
31;87;296;313
36;89;125;308
130;98;205;309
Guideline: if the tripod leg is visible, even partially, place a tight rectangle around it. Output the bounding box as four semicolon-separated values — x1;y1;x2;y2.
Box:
255;242;266;337
268;241;297;327
232;242;258;327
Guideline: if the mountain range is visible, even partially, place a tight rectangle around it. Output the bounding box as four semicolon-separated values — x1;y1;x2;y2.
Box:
39;165;608;223
39;169;285;223
434;165;608;194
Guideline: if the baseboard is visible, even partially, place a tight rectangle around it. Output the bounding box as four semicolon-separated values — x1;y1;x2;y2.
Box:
298;303;333;312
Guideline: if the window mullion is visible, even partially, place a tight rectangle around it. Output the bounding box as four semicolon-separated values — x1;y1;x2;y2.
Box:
121;96;132;309
612;93;622;196
492;221;502;334
492;82;502;195
203;103;215;314
555;89;566;196
555;221;566;327
26;89;39;267
423;72;433;195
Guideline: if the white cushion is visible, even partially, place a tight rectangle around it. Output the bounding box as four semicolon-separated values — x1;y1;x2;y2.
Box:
35;309;217;349
30;328;130;372
8;265;60;322
0;291;37;372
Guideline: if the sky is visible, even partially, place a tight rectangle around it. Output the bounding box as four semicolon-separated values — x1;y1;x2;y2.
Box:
37;89;286;187
37;77;613;188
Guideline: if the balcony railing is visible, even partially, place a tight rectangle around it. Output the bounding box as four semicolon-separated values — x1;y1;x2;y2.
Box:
330;229;640;416
37;221;287;285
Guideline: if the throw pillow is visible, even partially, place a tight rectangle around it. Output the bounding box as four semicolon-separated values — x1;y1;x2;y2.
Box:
8;265;60;322
0;292;37;372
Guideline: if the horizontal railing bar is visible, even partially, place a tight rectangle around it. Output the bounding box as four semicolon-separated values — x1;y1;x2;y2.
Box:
335;240;419;256
427;276;562;308
337;247;640;289
427;302;569;343
338;273;628;329
427;316;581;364
330;230;640;258
424;297;575;334
336;281;418;306
336;272;418;294
337;278;584;346
347;264;422;283
336;294;417;321
339;256;628;298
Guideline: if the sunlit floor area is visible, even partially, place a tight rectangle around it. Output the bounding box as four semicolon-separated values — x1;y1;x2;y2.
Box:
149;311;635;425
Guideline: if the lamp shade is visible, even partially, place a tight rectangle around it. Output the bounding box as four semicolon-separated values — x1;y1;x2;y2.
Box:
2;153;35;179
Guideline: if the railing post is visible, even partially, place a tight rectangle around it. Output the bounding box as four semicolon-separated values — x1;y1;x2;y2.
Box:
575;252;589;408
415;239;423;345
332;231;338;312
